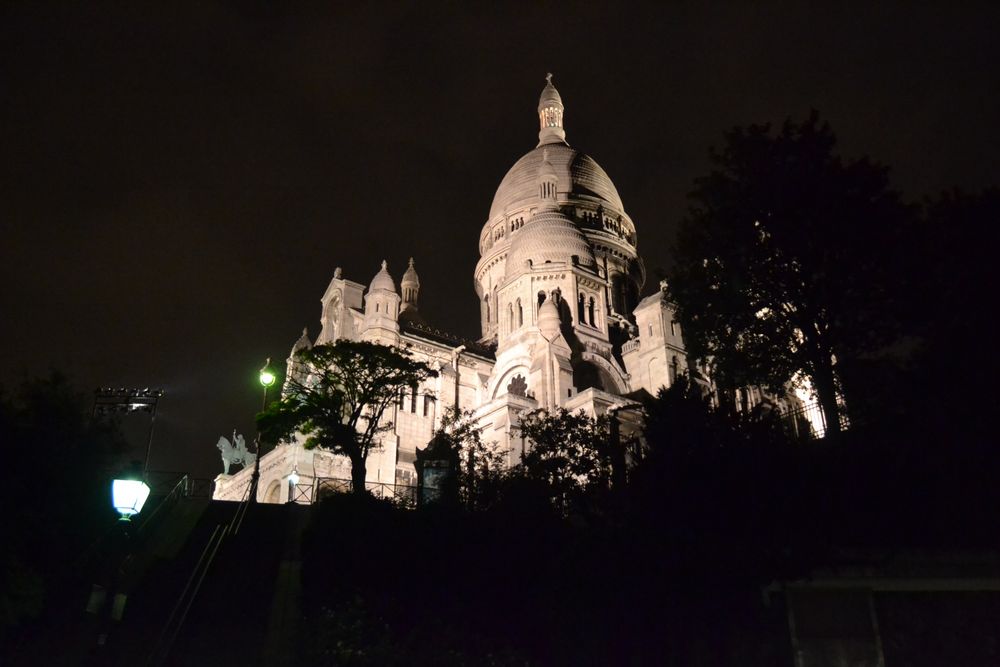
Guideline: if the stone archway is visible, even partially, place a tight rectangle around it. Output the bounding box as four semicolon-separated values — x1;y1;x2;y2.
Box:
264;480;281;504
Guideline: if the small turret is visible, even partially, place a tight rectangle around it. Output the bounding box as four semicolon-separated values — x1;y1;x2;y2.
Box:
538;297;561;341
398;257;428;328
401;257;420;309
362;260;401;341
537;73;567;146
284;327;313;395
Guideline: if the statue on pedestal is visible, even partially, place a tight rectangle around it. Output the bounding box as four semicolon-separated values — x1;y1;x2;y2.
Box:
216;431;256;475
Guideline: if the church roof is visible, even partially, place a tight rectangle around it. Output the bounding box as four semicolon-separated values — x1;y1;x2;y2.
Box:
401;257;419;288
488;143;624;223
368;260;396;293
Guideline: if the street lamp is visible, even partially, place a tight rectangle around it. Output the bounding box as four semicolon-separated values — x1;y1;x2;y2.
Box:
111;478;151;521
259;360;277;390
251;358;277;502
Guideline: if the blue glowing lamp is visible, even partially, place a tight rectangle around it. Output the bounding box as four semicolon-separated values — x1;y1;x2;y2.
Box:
112;479;151;521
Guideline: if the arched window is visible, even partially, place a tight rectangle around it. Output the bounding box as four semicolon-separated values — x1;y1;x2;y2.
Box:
670;356;679;384
587;297;596;326
507;303;514;335
516;298;523;327
578;293;586;323
537;291;546;307
423;394;431;417
410;387;418;413
398;387;406;410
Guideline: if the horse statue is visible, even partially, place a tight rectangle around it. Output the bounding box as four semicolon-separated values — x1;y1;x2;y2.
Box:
217;431;256;475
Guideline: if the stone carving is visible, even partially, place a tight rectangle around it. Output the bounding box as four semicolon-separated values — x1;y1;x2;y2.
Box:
217;431;256;475
507;374;527;397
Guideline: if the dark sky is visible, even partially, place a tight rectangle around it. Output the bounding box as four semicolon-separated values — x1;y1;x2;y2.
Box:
2;2;998;477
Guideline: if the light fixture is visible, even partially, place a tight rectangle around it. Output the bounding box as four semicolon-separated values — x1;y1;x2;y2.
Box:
112;479;151;521
259;358;276;388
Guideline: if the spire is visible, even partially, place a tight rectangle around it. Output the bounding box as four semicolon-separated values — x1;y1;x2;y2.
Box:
401;257;420;310
537;148;559;210
537;73;566;146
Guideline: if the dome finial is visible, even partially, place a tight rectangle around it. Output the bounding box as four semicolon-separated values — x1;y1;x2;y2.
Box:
537;75;566;147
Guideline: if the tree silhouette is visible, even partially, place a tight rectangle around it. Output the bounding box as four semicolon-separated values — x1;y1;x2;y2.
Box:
258;341;436;495
668;112;912;432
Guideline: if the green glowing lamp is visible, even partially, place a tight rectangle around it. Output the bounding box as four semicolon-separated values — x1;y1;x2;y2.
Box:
112;479;151;521
259;358;277;388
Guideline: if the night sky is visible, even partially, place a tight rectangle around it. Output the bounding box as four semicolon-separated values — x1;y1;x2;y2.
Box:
2;3;998;477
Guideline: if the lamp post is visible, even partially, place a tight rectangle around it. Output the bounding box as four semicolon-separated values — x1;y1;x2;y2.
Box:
251;358;277;503
94;387;164;482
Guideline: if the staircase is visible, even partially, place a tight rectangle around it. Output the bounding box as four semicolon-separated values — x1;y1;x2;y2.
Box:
92;491;310;666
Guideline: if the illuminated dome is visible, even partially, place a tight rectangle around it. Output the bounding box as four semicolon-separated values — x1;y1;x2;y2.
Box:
475;75;645;333
507;210;595;270
368;260;396;293
487;144;624;223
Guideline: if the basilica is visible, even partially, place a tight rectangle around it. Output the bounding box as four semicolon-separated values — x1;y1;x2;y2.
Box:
214;76;689;503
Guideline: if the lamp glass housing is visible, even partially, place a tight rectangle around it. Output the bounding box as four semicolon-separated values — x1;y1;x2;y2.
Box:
112;479;151;520
259;368;276;387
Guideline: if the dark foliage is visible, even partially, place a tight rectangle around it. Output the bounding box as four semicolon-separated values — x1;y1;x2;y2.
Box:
297;370;1000;663
668;112;915;432
0;373;123;648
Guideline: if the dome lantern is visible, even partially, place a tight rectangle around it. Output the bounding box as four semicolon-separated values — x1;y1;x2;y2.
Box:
537;73;567;147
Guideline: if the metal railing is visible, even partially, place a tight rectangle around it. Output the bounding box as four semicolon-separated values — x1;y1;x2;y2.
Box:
781;400;851;440
143;471;215;498
299;477;419;508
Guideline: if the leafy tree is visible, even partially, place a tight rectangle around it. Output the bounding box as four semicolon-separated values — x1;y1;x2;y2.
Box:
258;341;436;495
0;373;123;643
668;112;913;433
426;407;510;511
515;408;614;511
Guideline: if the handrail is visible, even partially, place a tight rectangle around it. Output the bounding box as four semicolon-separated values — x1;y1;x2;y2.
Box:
146;524;226;667
134;474;190;539
230;474;254;536
156;524;229;665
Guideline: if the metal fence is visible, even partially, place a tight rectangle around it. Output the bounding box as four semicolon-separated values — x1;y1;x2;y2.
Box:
143;471;216;499
290;477;419;507
781;400;851;440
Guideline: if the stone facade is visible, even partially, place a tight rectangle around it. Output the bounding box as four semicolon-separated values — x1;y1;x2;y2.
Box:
214;76;687;503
